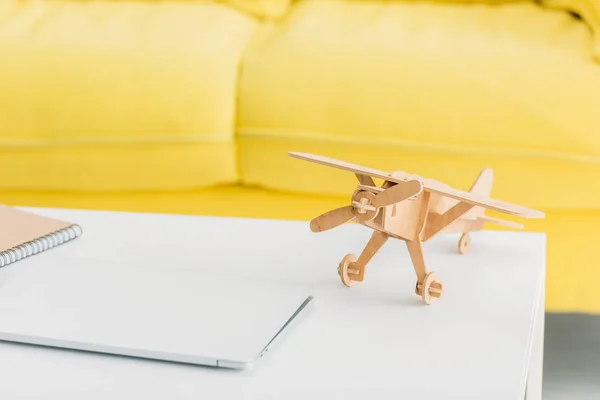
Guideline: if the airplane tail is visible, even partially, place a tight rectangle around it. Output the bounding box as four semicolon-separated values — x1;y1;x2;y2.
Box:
469;168;494;197
461;168;522;230
466;168;494;217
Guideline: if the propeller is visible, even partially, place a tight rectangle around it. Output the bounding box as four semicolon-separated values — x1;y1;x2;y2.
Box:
372;180;423;207
309;180;424;233
310;206;355;233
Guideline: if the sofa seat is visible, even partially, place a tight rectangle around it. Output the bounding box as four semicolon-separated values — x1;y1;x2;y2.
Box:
0;0;257;191
238;0;600;211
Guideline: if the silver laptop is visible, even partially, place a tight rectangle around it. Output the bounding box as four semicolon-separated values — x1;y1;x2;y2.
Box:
0;258;313;369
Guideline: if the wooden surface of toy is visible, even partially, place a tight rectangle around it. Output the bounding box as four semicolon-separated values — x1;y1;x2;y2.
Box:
288;152;545;305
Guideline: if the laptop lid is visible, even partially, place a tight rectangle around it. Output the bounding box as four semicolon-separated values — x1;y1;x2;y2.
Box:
0;258;313;369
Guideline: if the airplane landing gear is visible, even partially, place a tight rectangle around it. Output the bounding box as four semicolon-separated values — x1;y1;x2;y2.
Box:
416;272;443;305
338;254;357;287
458;233;471;254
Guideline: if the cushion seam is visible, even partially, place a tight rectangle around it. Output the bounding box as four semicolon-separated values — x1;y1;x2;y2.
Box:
0;134;233;148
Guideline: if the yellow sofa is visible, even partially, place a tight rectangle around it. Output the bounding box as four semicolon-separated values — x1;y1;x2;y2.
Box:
1;0;600;312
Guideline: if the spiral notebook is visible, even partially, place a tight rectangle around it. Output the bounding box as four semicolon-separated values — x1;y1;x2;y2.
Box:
0;205;82;268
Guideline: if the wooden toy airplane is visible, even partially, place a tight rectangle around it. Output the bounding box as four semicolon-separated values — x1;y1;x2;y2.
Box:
288;152;545;305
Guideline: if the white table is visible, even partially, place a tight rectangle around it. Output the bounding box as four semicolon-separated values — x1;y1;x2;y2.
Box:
0;208;545;400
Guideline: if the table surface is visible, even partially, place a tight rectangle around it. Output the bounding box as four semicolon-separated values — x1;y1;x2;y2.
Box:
0;208;546;400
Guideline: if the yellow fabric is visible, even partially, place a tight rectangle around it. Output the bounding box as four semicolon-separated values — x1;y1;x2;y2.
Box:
0;0;257;190
0;143;237;191
0;187;597;313
221;0;292;19
238;0;600;211
540;0;600;61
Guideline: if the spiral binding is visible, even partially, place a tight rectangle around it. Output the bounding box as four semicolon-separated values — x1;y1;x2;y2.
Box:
0;224;83;268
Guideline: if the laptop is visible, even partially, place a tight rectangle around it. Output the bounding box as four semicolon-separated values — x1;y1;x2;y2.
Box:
0;258;313;369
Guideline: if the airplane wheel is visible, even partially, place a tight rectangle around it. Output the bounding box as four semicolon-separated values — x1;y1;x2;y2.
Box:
458;233;471;254
338;254;357;287
420;272;443;305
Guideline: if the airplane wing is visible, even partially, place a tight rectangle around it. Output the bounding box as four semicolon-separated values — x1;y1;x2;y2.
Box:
424;182;545;218
288;152;394;182
288;152;433;185
288;152;544;219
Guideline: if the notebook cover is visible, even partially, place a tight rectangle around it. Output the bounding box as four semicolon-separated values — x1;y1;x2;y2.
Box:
0;205;75;252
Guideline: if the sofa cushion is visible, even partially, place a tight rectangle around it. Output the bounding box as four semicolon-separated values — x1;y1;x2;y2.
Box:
221;0;292;19
0;0;256;191
136;0;293;19
540;0;600;61
238;0;600;211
